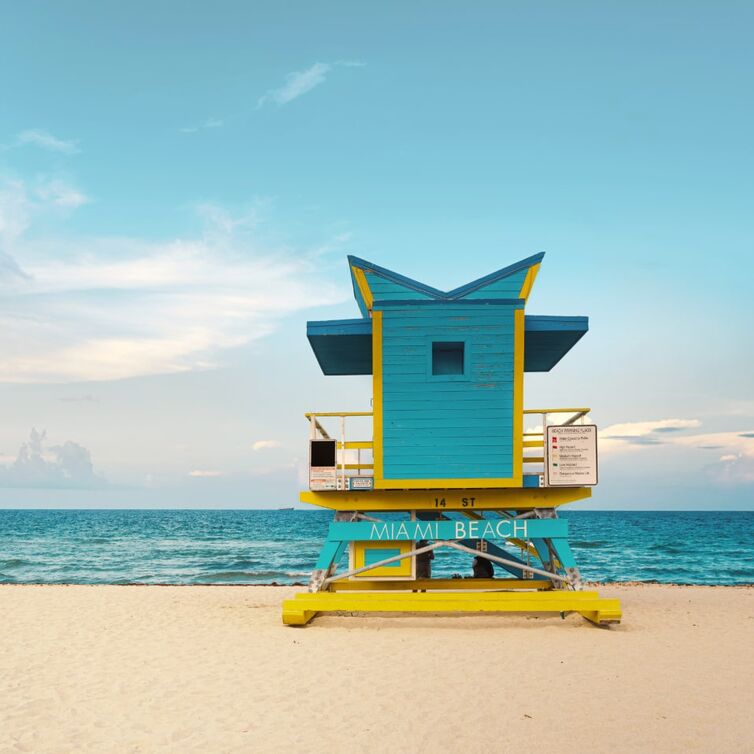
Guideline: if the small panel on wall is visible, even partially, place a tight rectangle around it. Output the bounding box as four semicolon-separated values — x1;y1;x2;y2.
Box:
349;540;415;580
347;476;374;490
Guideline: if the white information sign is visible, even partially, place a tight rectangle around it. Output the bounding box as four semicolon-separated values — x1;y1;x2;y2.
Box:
309;468;337;491
545;425;598;487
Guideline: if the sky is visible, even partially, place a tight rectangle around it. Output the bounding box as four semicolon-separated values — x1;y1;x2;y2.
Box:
0;1;752;509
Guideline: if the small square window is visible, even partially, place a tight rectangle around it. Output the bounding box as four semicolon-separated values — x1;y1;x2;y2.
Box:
432;341;465;376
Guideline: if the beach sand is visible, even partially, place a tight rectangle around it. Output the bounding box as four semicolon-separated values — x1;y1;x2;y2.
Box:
1;584;752;753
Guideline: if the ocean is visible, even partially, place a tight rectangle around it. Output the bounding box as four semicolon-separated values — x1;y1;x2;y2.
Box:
0;509;752;586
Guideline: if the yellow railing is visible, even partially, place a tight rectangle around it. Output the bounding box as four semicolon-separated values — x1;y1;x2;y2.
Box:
521;408;590;464
305;407;590;477
306;413;375;484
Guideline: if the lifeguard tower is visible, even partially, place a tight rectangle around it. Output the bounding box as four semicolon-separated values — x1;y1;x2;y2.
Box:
282;253;621;626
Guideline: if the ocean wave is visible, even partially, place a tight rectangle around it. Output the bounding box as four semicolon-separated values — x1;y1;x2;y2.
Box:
189;569;310;583
570;541;606;549
0;558;30;569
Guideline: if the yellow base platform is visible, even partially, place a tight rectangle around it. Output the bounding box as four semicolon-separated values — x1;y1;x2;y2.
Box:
282;589;622;626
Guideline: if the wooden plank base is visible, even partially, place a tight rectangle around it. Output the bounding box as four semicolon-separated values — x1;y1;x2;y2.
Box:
281;589;622;626
329;578;554;592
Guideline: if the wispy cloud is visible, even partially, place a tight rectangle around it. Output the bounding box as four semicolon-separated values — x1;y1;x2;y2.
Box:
35;179;89;209
674;430;754;485
600;419;701;449
597;418;754;485
188;469;224;477
257;61;365;108
0;177;90;286
15;129;80;154
179;117;224;134
252;440;282;451
0;191;349;383
0;428;106;489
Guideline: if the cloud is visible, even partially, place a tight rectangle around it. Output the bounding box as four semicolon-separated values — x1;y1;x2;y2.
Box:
180;118;224;134
0;177;90;285
0;428;106;488
601;418;701;439
599;419;701;452
252;440;282;451
15;129;79;154
188;470;224;477
0;195;349;383
673;429;754;455
35;179;89;209
0;250;29;282
194;201;259;235
0;179;32;248
704;443;754;484
598;418;754;485
257;61;364;108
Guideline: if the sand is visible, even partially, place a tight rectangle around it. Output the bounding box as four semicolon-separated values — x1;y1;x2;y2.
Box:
1;584;752;754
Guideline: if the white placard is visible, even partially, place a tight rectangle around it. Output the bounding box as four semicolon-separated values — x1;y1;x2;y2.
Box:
309;468;337;491
545;425;598;487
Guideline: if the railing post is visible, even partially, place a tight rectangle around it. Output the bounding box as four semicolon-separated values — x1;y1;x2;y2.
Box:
340;415;346;490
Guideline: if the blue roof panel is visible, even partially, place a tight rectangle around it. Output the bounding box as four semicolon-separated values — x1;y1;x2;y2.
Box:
306;315;587;375
307;319;373;375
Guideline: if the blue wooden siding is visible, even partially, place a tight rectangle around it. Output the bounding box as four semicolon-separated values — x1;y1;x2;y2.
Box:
458;268;528;299
364;271;435;301
381;305;515;480
364;548;401;567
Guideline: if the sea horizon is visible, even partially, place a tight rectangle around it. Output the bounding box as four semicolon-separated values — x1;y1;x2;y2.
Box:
2;509;752;587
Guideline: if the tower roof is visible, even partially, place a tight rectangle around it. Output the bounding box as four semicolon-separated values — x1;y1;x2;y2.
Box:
348;253;544;317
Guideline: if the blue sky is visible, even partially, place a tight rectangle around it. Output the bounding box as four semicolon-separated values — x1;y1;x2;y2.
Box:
0;1;752;508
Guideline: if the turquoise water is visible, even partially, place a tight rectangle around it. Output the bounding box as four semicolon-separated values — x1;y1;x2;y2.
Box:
0;509;752;585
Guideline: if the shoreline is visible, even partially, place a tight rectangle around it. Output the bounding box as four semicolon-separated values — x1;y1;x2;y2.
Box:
2;583;753;752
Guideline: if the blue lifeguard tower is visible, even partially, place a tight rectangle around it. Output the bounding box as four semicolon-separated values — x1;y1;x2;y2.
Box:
282;253;621;625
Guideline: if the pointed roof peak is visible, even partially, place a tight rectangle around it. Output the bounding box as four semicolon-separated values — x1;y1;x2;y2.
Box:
348;252;545;313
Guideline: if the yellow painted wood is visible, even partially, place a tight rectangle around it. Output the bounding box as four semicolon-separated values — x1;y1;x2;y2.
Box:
372;310;384;483
338;441;373;449
342;463;374;470
507;538;562;569
512;307;524;488
523;440;543;448
329;578;553;592
461;510;484;520
281;590;622;626
518;263;540;301
351;540;414;579
299;486;592;510
507;538;540;558
352;266;374;312
523;456;545;464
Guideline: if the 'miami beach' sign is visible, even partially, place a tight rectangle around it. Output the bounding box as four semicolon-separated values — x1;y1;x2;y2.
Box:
328;519;569;542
